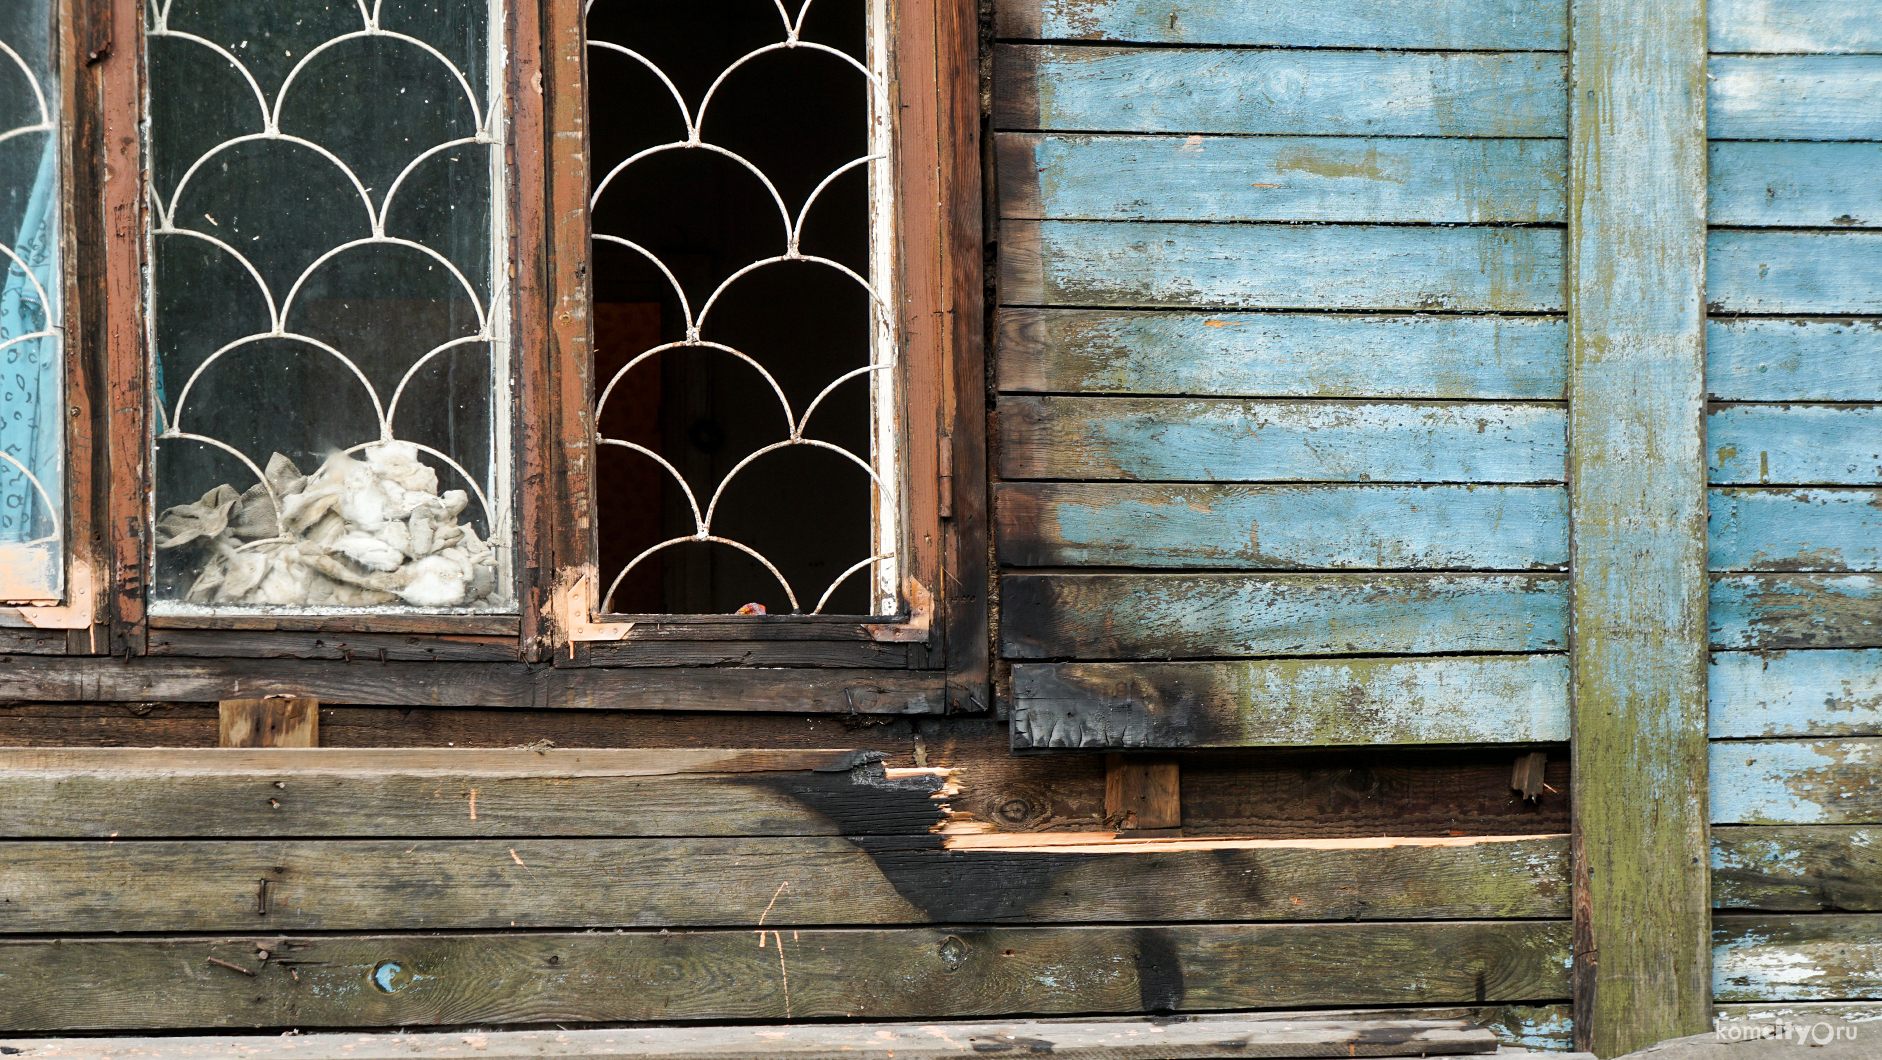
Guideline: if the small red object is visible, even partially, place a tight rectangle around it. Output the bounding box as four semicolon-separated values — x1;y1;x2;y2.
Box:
735;602;767;615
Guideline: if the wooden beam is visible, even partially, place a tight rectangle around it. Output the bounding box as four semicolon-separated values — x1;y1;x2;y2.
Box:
0;921;1572;1032
1567;0;1712;1052
218;698;318;748
1105;754;1180;835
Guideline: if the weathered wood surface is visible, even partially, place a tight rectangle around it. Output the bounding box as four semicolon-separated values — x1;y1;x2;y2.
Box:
1711;1001;1882;1025
997;483;1568;570
1569;0;1714;1052
1711;649;1882;738
0;1020;1506;1060
1709;57;1882;140
995;0;1565;49
0;656;947;711
1001;574;1568;659
1711;739;1882;824
1713;826;1882;912
1711;574;1882;649
998;135;1566;224
148;628;524;662
1710;489;1882;571
1709;407;1882;485
1713;914;1882;1002
993;47;1567;137
998;398;1566;483
1010;657;1568;749
0;835;1571;933
996;311;1567;400
1104;755;1181;833
1709;320;1882;402
1712;0;1882;54
1709;143;1882;227
0;921;1573;1031
1708;232;1882;314
219;697;318;748
1001;222;1565;312
0;748;953;839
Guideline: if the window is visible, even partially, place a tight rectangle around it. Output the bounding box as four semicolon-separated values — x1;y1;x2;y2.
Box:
2;0;985;706
0;0;63;603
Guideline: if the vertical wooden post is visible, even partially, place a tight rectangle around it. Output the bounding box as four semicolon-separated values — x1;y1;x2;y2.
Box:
219;698;319;748
1568;0;1711;1054
1104;754;1180;836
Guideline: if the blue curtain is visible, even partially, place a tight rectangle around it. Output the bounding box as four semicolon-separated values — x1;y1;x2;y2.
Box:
0;130;59;545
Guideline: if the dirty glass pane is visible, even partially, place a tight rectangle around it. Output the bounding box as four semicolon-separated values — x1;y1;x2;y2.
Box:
0;0;64;602
145;0;509;613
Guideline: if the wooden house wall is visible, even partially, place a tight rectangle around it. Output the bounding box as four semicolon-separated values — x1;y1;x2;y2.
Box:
1704;0;1882;1018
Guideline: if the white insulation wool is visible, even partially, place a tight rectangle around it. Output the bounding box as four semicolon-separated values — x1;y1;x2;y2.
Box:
154;442;498;608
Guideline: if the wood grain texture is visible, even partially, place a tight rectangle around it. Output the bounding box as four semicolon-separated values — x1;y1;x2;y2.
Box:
1712;0;1882;54
1708;232;1882;314
992;46;1567;137
1709;142;1882;227
1713;914;1882;1002
0;835;1571;933
1709;320;1882;402
1710;489;1882;570
1710;406;1882;485
994;0;1566;49
997;483;1568;570
218;697;318;748
1104;755;1181;832
998;398;1566;484
1711;1001;1882;1024
1000;221;1565;312
1712;574;1882;649
1010;656;1568;749
0;1020;1506;1060
1713;825;1882;912
0;656;947;711
1568;0;1714;1050
998;135;1567;223
1709;57;1882;140
1711;649;1882;738
0;921;1573;1031
995;310;1568;400
1711;739;1882;824
1000;574;1568;660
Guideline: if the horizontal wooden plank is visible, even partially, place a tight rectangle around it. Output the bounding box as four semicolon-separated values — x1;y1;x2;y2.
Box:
996;310;1568;400
0;1020;1505;1060
1712;649;1882;738
1713;825;1882;912
1712;1000;1882;1025
999;135;1566;223
999;397;1566;484
1708;232;1882;314
1712;0;1882;54
0;921;1573;1031
0;749;956;839
1709;407;1882;485
0;835;1572;933
0;656;947;711
995;0;1565;49
1709;142;1882;227
997;483;1568;570
1001;573;1568;659
1001;221;1565;311
1710;57;1882;139
1710;488;1882;571
994;47;1567;138
1010;657;1568;748
1714;914;1882;1002
1709;319;1882;402
1712;574;1882;649
1711;738;1882;824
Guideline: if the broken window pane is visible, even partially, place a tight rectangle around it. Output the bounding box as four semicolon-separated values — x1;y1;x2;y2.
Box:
0;0;64;602
587;0;899;617
146;0;510;613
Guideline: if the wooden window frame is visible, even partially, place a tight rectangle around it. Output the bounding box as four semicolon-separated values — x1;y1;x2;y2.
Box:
0;0;986;716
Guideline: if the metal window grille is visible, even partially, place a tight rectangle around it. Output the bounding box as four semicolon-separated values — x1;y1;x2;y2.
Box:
0;1;64;602
143;0;511;614
587;0;900;617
